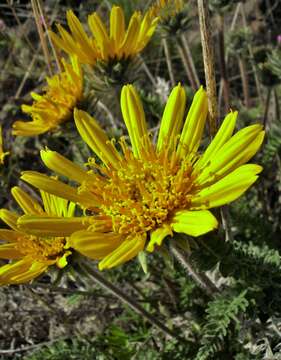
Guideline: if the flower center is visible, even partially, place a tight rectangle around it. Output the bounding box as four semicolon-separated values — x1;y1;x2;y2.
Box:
97;150;194;235
15;235;65;263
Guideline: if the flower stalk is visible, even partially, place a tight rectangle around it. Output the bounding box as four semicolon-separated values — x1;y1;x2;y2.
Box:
169;242;219;296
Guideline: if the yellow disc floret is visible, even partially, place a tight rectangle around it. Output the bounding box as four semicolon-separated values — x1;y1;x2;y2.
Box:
15;235;65;263
98;148;193;235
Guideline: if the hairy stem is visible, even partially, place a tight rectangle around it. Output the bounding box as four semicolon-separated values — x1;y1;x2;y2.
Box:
170;242;219;296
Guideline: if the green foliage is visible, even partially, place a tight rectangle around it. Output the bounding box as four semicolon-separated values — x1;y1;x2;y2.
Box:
261;115;281;167
24;338;105;360
268;49;281;79
227;29;252;56
195;290;249;360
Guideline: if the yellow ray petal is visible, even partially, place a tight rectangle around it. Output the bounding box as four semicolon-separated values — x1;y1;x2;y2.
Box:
136;12;158;51
0;229;24;242
17;215;92;237
68;230;124;259
11;186;44;215
40;190;67;216
88;12;112;58
177;87;208;159
157;83;186;152
74;109;121;168
0;259;31;282
120;85;150;157
119;12;141;56
9;261;48;284
194;111;238;172
98;234;146;270
12;120;51;136
191;164;263;209
195;124;265;186
110;6;125;50
171;210;218;236
0;209;19;230
40;149;92;184
66;10;94;56
54;24;78;52
0;244;22;259
147;224;172;252
21;171;95;208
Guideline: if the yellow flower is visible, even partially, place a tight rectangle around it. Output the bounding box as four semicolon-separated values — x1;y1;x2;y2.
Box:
0;126;9;165
0;187;91;285
49;6;158;66
149;0;184;20
20;84;264;271
12;56;83;136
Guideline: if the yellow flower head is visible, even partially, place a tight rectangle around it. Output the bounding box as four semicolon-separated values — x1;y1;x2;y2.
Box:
12;56;83;136
50;6;158;66
0;187;90;285
149;0;184;21
20;84;264;271
0;126;9;165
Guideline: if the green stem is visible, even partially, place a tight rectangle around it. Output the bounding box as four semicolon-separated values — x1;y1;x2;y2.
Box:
169;242;219;297
79;261;184;341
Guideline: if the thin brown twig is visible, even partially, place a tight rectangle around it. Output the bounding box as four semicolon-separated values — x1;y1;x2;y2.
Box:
180;33;200;88
162;37;176;86
176;36;199;91
31;0;53;75
36;0;62;71
138;55;157;86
